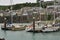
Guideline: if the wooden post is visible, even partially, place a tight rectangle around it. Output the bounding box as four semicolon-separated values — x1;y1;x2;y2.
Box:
33;17;35;32
4;18;7;29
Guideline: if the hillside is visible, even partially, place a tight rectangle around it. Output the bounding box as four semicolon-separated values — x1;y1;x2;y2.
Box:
0;2;54;10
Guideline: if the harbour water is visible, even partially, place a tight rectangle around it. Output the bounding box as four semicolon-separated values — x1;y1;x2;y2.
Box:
0;23;60;40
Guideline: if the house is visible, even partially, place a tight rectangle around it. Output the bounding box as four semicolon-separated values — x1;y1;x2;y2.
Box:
13;7;47;22
46;5;60;20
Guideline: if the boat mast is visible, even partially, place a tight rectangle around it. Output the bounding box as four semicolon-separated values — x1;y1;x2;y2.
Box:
10;0;13;24
39;0;42;21
53;0;56;24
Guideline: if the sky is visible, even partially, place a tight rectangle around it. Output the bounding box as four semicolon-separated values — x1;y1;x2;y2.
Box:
44;0;53;1
0;0;53;6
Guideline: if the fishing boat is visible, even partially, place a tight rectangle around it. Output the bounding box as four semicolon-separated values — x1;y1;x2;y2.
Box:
1;23;26;31
1;0;13;30
41;0;60;33
25;22;45;32
1;0;26;31
25;22;60;33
